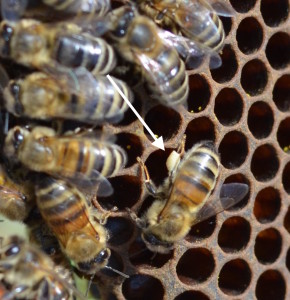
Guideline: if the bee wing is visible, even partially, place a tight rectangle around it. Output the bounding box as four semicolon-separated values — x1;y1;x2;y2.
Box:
136;52;178;101
43;66;129;124
72;14;112;36
158;29;222;69
56;170;114;198
209;1;236;17
191;183;249;226
1;0;28;21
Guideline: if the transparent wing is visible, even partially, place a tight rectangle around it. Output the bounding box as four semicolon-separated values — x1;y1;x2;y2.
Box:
158;29;222;69
42;66;130;123
52;166;114;198
1;0;28;21
191;183;249;226
170;0;220;38
136;51;177;102
210;0;236;17
70;13;112;36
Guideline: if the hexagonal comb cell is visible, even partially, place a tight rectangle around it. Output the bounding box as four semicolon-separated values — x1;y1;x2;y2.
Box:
248;101;274;139
260;0;289;27
210;45;238;83
273;75;290;112
219;131;248;169
266;32;290;70
256;270;286;300
254;187;281;223
241;59;268;96
218;216;251;253
98;176;142;210
176;248;215;285
250;144;279;181
122;275;164;300
214;88;243;126
218;259;251;295
187;74;211;114
230;0;257;13
254;228;282;264
174;291;210;300
237;17;263;54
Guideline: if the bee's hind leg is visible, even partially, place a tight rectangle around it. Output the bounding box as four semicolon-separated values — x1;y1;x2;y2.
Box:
137;157;158;196
177;134;186;157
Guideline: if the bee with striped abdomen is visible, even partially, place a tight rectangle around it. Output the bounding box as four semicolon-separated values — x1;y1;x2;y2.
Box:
1;0;111;21
135;0;235;69
0;65;133;124
42;0;111;18
34;176;111;275
133;137;248;253
4;126;127;197
0;18;116;75
0;235;85;300
107;6;189;107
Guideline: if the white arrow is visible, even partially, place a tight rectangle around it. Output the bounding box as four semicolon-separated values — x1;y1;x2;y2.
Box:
107;75;165;151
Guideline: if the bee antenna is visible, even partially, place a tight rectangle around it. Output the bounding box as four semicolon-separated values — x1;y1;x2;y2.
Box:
85;273;95;298
104;265;129;278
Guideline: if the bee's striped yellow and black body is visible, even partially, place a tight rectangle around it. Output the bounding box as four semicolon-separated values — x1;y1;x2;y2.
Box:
35;176;111;274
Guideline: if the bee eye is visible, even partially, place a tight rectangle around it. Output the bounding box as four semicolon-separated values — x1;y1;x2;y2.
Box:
12;128;24;149
9;82;20;97
5;245;20;257
96;249;110;263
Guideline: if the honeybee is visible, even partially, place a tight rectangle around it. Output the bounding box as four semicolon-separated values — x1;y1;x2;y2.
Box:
0;65;133;124
0;164;34;221
42;0;111;18
133;137;249;253
135;0;235;69
107;6;189;106
34;176;111;275
0;235;85;300
0;18;116;75
4;126;127;197
1;0;111;21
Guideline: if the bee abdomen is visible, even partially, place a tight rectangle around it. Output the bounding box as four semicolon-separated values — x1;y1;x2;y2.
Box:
173;145;220;209
43;0;111;16
148;49;188;106
54;34;116;75
36;177;88;234
91;143;127;178
197;14;225;52
84;76;133;122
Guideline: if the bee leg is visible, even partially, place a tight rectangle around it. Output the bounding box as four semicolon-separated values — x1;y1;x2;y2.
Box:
177;134;186;157
99;206;118;225
91;200;118;225
137;157;158;196
126;208;146;229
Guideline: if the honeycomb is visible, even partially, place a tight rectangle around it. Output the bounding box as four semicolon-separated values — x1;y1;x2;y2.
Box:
0;0;289;300
91;0;290;299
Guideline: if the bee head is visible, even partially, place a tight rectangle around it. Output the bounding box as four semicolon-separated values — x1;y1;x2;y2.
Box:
141;232;174;254
76;248;111;274
5;80;24;115
0;22;14;57
66;232;110;274
4;126;29;159
110;6;136;39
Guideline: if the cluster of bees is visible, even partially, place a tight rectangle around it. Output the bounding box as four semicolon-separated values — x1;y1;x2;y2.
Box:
0;0;250;299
